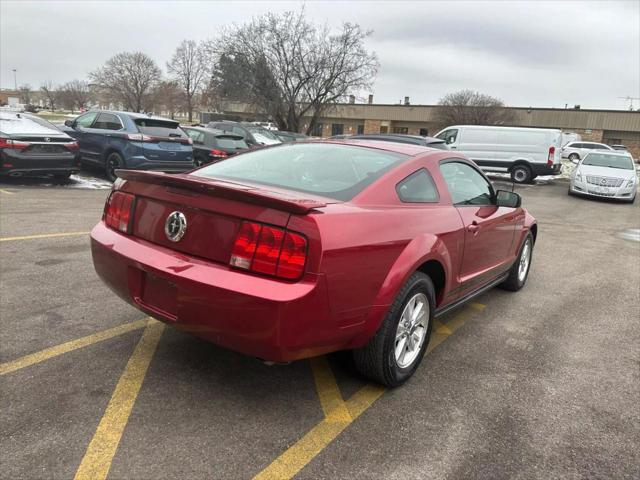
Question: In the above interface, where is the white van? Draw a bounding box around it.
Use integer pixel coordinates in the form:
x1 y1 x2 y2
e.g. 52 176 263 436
435 125 563 183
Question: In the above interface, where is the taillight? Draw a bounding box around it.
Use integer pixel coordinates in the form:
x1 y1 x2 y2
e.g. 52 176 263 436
0 137 29 150
126 133 153 142
104 191 135 234
64 141 79 151
230 221 307 280
210 149 228 158
547 146 555 166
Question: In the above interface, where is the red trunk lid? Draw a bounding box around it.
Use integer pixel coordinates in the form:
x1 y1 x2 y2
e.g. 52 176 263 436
116 170 328 265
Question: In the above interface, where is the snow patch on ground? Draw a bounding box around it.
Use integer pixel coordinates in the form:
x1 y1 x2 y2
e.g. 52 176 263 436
67 174 112 189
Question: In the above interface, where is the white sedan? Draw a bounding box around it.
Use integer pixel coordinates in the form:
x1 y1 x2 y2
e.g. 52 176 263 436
569 151 637 203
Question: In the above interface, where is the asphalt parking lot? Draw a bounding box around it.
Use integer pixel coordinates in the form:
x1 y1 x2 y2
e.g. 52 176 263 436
1 175 639 480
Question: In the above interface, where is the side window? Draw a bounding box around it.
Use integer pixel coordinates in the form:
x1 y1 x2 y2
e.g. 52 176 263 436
74 112 99 128
437 129 458 145
440 161 493 206
93 113 122 130
396 169 439 203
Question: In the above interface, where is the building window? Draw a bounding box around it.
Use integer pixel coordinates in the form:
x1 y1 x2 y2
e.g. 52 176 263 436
419 128 428 136
392 127 408 134
311 122 324 137
331 123 344 136
380 125 389 133
357 124 364 134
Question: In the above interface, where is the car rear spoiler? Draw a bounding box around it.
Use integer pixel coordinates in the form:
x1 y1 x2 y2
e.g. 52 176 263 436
115 170 328 214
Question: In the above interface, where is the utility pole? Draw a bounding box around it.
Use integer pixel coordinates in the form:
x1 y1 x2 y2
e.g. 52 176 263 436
618 96 640 110
12 69 17 91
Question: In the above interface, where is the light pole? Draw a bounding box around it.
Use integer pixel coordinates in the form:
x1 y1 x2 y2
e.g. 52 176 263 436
12 69 17 91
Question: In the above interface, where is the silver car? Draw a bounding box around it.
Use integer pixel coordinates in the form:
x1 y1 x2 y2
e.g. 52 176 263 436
569 151 637 203
562 141 613 161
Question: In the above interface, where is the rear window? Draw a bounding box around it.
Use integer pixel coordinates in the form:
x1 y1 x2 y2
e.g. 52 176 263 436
134 118 185 138
192 143 406 201
215 136 248 149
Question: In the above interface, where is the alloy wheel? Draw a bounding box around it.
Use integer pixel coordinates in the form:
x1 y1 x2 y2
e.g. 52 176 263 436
394 292 429 368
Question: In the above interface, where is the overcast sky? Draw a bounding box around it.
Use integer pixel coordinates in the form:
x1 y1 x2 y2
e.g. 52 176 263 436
1 0 638 109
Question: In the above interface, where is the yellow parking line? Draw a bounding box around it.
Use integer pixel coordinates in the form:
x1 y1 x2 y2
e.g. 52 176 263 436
0 318 150 375
310 357 352 422
0 188 14 195
254 303 485 480
74 320 165 480
0 231 91 242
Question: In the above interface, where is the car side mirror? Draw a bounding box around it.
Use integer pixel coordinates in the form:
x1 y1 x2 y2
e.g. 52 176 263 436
64 119 74 128
496 190 521 208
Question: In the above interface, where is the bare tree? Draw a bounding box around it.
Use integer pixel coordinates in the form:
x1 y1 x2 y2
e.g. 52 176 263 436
90 52 161 112
437 90 515 125
152 80 184 119
58 80 92 112
209 9 379 134
167 40 208 122
40 81 58 111
19 84 32 104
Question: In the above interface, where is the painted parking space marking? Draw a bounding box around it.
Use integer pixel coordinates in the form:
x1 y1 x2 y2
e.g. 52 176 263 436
254 302 486 480
0 188 15 195
0 231 91 242
74 320 165 480
0 318 150 375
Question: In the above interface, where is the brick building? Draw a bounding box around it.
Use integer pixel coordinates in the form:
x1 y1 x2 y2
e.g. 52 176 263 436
211 102 640 159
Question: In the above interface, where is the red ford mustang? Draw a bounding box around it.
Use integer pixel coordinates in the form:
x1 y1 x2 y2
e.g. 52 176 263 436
91 140 536 386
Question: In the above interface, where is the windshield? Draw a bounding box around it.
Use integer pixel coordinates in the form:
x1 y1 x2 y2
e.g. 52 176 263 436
582 153 634 170
191 143 406 201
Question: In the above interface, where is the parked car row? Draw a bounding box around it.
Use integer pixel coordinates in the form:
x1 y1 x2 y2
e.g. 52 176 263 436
2 111 633 189
0 110 312 182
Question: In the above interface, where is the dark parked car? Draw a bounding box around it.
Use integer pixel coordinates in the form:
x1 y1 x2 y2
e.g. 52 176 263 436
274 131 309 143
206 121 282 146
60 111 193 182
0 111 79 182
91 140 536 387
181 126 249 166
331 133 448 150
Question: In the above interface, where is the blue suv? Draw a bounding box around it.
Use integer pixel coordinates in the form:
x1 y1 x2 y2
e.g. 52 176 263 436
61 111 193 181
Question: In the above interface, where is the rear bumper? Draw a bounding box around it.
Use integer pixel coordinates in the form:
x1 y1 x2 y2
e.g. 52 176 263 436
126 155 194 173
531 163 562 176
90 222 346 362
1 150 79 176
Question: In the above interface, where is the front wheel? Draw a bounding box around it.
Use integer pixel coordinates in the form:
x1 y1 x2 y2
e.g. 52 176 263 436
500 233 534 291
510 164 532 184
569 153 580 162
353 272 435 387
105 152 124 183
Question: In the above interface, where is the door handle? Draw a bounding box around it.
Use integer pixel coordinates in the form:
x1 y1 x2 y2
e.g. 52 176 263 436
467 221 479 234
450 146 457 149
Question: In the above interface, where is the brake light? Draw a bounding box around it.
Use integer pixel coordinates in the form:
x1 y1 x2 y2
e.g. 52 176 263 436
104 191 135 234
0 138 29 150
210 149 228 158
230 221 307 280
547 146 555 166
65 141 79 151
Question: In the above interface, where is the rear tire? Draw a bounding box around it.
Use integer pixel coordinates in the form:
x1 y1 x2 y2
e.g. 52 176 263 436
105 152 124 183
500 233 533 291
510 164 532 184
353 272 435 387
569 153 580 162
